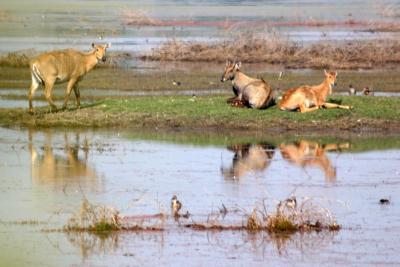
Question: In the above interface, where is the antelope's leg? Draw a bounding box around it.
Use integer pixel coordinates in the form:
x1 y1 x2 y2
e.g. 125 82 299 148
28 75 40 113
44 79 57 111
299 103 319 113
323 102 353 110
63 79 77 109
227 96 239 103
73 83 80 109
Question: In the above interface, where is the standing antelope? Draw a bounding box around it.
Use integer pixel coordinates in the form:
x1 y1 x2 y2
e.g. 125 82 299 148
279 70 352 113
28 43 110 113
220 61 275 109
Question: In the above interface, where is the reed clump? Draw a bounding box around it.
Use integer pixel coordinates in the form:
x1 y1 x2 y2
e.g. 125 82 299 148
142 31 400 69
65 199 121 232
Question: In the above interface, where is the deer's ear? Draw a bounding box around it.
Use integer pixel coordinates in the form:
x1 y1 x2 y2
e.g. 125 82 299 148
92 43 95 48
235 61 241 70
106 42 111 48
324 69 328 76
334 71 338 77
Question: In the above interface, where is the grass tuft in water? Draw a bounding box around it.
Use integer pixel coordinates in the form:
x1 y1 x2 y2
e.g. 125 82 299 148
246 209 263 232
65 199 121 232
267 215 298 233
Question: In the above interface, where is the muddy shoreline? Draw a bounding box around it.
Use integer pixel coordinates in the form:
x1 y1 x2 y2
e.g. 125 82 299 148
1 105 399 135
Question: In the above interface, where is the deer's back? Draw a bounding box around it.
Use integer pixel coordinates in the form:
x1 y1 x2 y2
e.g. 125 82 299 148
31 49 87 80
243 80 274 109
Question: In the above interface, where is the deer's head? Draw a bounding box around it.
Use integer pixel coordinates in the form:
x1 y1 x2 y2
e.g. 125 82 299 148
92 43 111 62
221 61 241 82
324 69 337 88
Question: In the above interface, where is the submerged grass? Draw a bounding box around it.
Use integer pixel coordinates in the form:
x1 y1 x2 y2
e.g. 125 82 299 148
62 197 339 235
0 95 399 132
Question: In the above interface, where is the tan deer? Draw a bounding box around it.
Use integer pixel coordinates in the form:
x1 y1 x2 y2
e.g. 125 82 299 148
28 43 110 113
279 70 352 113
221 143 275 179
279 140 350 182
220 61 275 109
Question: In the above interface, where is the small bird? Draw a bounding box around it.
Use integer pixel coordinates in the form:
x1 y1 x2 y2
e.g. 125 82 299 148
171 195 182 217
362 87 374 96
285 196 297 210
278 71 283 80
379 198 390 205
172 80 181 86
219 203 228 216
348 84 356 95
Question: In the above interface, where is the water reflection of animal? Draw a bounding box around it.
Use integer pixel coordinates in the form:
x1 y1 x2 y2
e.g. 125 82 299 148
279 140 350 182
222 143 275 179
28 130 97 187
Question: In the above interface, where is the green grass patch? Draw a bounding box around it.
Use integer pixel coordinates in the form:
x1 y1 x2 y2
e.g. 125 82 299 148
0 95 399 133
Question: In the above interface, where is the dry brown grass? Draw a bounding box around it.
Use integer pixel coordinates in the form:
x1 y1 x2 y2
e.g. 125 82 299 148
377 3 400 18
141 31 400 69
0 50 132 68
121 9 162 26
0 10 12 22
0 49 37 68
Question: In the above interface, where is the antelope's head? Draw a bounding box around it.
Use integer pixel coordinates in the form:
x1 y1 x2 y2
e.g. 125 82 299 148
92 43 111 62
324 69 337 89
220 60 241 83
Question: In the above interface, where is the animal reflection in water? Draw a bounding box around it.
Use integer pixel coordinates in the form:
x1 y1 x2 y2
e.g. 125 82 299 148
222 143 275 179
28 130 97 188
279 140 350 182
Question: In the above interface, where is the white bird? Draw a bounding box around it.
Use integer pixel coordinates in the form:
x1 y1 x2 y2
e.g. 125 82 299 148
285 196 297 209
171 195 182 217
348 84 356 95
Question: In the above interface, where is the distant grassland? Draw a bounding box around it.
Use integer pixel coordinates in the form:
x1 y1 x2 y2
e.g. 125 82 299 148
141 34 400 69
0 95 399 132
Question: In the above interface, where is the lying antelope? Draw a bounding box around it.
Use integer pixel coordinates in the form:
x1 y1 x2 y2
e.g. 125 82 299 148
28 43 110 113
279 70 352 113
220 61 275 109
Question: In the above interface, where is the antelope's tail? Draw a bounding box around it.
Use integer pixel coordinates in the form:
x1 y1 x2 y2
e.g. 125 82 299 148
31 63 44 85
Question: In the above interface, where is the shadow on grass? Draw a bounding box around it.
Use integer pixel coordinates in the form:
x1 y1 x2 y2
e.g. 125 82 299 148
29 101 103 115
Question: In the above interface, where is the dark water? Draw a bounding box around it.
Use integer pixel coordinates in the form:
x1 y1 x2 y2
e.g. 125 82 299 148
0 127 399 266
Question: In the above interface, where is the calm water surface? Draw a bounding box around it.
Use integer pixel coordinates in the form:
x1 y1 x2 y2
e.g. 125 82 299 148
0 127 399 266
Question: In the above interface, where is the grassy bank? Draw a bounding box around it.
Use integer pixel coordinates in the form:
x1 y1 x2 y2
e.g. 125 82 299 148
0 95 399 133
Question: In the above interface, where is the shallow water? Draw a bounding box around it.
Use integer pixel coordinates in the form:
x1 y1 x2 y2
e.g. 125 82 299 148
1 0 399 53
0 127 399 266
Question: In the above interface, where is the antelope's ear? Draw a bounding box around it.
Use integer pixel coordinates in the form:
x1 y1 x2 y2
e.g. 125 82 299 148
91 43 95 48
235 61 241 70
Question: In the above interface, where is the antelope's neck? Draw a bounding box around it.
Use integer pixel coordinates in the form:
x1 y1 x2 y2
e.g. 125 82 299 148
232 71 256 89
313 79 332 99
84 51 99 72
